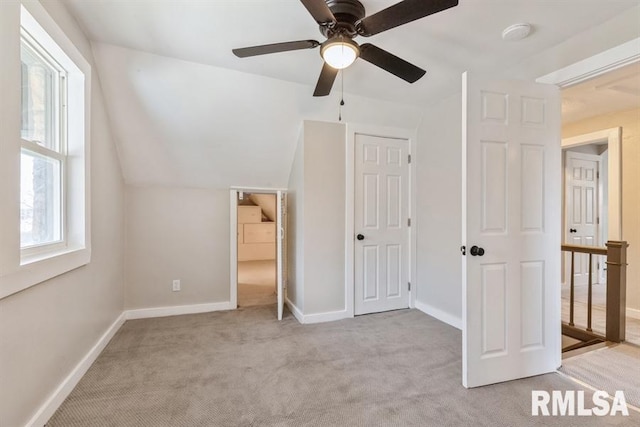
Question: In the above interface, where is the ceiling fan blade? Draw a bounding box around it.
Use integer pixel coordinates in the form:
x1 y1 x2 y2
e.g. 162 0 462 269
300 0 336 26
313 62 339 96
233 40 320 58
359 43 426 83
357 0 458 37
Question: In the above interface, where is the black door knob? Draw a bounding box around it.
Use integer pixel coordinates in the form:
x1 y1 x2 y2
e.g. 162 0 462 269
356 234 365 241
569 228 577 233
470 245 485 256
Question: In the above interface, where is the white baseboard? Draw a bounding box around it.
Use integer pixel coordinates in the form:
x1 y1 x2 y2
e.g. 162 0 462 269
285 297 304 323
29 301 234 426
285 297 349 324
627 307 640 320
414 300 462 330
303 309 349 324
27 312 127 427
126 301 234 320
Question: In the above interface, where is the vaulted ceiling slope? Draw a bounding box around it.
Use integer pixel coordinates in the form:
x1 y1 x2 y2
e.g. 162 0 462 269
62 0 640 188
92 43 423 188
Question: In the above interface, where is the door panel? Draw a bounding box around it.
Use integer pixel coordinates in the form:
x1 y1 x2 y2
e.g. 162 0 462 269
355 134 409 315
276 191 286 320
463 72 561 388
564 152 600 286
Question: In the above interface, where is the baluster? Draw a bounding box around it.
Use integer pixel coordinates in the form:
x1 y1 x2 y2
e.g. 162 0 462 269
569 251 575 327
587 254 593 332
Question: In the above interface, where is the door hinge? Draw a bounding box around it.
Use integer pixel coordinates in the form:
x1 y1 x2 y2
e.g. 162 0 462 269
407 218 411 227
597 217 600 224
597 171 600 179
408 282 411 291
408 154 412 164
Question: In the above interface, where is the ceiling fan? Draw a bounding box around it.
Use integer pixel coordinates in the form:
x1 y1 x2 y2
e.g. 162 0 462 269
232 0 459 96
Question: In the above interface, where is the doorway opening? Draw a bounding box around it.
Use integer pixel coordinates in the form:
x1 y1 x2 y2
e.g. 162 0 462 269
559 60 639 354
236 192 277 308
229 188 287 320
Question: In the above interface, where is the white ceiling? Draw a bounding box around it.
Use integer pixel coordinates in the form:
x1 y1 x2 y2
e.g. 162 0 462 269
562 61 640 123
64 0 640 105
59 0 640 188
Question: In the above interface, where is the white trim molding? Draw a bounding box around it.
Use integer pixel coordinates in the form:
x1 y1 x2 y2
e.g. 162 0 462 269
415 300 462 330
285 297 304 323
345 123 417 317
627 308 640 321
229 186 286 313
285 297 349 324
26 312 127 427
229 190 238 310
126 302 233 320
537 37 640 88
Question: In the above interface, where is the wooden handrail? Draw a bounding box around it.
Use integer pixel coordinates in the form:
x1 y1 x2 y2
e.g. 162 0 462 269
561 244 607 256
560 240 628 345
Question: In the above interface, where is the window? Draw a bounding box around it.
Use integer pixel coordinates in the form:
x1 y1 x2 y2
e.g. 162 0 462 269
20 34 66 250
0 3 91 299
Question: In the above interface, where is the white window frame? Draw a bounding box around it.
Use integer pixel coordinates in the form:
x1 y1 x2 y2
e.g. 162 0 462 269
20 30 68 254
0 2 91 299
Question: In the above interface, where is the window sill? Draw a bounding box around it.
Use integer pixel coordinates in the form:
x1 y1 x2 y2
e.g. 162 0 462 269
0 247 91 300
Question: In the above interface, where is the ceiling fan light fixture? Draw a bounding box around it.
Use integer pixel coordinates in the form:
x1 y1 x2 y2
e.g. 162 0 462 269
321 37 359 69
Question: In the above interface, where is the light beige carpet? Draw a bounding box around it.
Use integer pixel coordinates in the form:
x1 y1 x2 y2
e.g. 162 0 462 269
47 306 638 426
560 343 640 408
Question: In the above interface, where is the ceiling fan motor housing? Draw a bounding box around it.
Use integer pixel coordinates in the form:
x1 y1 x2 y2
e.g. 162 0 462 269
321 0 366 38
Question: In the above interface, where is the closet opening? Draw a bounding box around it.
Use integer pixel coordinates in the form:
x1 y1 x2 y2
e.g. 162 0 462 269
237 192 276 307
230 189 287 319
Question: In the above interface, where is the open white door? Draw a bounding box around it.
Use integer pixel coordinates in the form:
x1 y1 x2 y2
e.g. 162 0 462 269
565 151 601 286
462 72 561 388
276 191 286 320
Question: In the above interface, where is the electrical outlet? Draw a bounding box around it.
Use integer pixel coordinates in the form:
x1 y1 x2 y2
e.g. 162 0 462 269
172 279 181 292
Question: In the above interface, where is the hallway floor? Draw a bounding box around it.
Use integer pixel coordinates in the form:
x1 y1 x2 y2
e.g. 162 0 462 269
561 282 640 346
237 260 276 307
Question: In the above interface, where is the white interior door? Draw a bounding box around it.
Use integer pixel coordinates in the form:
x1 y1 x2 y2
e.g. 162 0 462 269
276 191 286 320
462 72 561 388
565 151 600 286
354 134 409 315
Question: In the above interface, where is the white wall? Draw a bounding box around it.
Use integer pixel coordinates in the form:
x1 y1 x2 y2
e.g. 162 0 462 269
125 186 230 309
285 120 347 316
415 94 463 327
302 121 346 314
0 1 125 426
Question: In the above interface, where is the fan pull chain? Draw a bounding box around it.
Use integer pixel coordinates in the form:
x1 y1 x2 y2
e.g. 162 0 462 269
339 69 345 121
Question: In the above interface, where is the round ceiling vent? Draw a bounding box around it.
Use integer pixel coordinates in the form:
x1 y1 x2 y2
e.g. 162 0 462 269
502 23 532 41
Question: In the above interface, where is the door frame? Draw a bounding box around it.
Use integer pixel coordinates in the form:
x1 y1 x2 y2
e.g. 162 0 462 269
562 129 622 242
562 149 605 285
345 124 417 317
537 36 633 245
229 186 287 310
536 37 639 88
